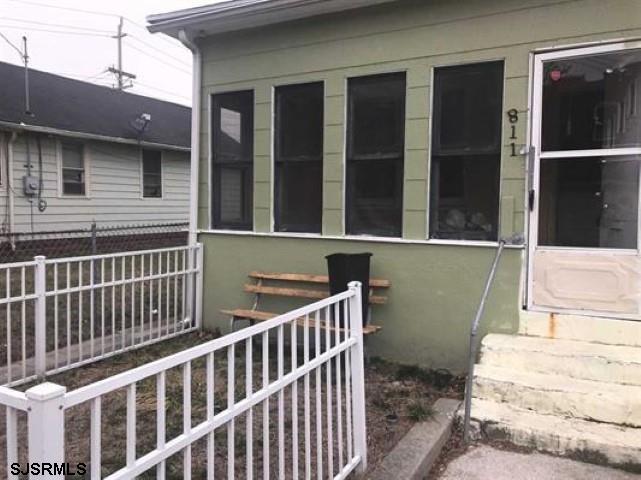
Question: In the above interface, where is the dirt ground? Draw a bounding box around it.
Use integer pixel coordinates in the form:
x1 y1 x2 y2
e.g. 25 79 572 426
1 331 464 478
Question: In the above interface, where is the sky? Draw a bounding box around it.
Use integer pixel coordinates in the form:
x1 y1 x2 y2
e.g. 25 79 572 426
0 0 224 106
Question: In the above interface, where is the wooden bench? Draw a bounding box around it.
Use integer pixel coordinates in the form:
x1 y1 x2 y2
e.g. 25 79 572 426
222 271 390 335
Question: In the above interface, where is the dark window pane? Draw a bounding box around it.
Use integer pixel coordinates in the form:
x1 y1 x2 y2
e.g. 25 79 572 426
429 155 500 241
430 61 504 241
276 82 323 161
62 169 85 196
142 149 162 198
538 157 639 249
346 73 405 237
61 141 85 195
274 82 324 233
212 91 254 230
348 73 406 158
432 61 504 155
542 49 641 151
347 158 403 236
276 162 323 233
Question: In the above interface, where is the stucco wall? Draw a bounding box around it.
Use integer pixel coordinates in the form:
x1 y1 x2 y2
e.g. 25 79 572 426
195 0 641 370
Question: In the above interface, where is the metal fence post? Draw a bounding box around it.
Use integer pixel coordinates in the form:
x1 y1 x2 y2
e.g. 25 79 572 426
195 243 204 330
348 281 367 472
34 255 47 378
26 382 66 478
90 221 97 256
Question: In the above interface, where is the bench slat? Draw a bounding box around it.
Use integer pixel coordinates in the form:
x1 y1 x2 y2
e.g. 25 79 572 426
243 284 387 305
221 308 382 335
249 271 391 288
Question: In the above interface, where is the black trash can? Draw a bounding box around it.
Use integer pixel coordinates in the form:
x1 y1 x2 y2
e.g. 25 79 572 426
325 252 372 326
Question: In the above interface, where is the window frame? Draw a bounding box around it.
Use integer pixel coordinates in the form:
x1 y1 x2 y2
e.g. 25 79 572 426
427 59 506 242
210 89 255 231
344 71 407 238
273 81 325 234
140 148 163 199
58 138 89 198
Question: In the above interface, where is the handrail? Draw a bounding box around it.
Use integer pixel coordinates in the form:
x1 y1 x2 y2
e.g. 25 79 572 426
462 234 522 442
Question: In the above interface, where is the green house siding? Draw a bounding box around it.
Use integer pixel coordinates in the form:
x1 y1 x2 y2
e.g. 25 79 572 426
195 0 641 370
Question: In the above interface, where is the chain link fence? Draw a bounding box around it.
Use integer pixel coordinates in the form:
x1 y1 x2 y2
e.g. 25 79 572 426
0 222 189 263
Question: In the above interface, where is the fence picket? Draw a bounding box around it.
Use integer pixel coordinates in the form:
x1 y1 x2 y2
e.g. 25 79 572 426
0 265 366 480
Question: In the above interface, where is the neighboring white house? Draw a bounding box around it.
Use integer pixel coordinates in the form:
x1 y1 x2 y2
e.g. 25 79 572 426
0 61 191 233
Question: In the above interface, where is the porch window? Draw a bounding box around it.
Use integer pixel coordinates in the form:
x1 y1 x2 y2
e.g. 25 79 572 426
61 140 86 196
429 61 504 241
274 82 323 233
538 49 641 248
142 149 162 198
211 90 254 230
346 72 406 237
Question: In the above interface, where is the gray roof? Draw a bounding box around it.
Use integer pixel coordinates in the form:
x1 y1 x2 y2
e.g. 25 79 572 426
0 61 191 150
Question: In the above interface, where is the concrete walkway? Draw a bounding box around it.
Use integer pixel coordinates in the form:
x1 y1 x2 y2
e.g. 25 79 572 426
439 445 641 480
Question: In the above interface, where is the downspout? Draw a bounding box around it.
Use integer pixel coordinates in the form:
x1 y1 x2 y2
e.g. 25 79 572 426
7 132 17 249
177 29 202 247
177 29 203 329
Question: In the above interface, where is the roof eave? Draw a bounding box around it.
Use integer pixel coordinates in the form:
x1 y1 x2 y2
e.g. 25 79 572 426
147 0 398 38
0 121 191 152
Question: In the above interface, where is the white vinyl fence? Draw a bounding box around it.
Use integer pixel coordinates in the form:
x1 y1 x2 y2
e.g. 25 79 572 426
0 244 203 386
0 282 367 479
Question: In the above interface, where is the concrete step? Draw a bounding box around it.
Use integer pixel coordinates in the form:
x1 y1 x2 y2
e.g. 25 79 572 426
519 310 641 346
480 333 641 386
473 364 641 427
465 398 641 469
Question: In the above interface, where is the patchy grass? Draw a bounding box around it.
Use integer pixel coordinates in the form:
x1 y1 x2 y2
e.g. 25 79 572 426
0 333 464 479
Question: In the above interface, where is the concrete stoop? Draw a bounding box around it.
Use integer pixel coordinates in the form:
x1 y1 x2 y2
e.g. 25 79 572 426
464 330 641 471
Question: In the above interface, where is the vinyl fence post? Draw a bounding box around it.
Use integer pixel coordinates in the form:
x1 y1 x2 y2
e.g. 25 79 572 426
194 243 204 330
26 382 66 479
34 255 47 378
348 281 367 472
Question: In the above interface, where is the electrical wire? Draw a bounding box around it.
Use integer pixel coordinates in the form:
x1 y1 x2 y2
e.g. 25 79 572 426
0 25 112 37
134 81 191 102
125 41 191 75
127 34 191 68
2 17 114 34
0 31 24 57
5 0 120 18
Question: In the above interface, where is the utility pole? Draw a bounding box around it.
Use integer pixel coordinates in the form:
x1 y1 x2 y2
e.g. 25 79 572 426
108 17 136 90
0 32 31 114
22 36 30 114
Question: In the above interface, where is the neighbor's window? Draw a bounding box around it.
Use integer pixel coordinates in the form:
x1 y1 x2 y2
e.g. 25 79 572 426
61 140 86 196
429 61 504 241
274 82 324 233
142 149 162 198
346 72 406 237
211 90 254 230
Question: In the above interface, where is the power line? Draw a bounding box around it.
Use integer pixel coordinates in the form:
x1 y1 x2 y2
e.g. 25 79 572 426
135 81 191 101
6 0 119 18
128 34 191 68
125 41 191 75
2 17 113 34
0 31 24 57
0 25 111 37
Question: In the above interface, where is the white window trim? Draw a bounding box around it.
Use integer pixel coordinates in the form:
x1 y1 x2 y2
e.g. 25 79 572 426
57 138 90 198
140 148 164 200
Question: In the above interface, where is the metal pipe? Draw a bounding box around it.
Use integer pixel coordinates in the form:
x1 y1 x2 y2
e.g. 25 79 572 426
462 238 506 443
7 132 17 249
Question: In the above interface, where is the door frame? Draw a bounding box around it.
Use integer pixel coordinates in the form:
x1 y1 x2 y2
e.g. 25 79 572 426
526 39 641 316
